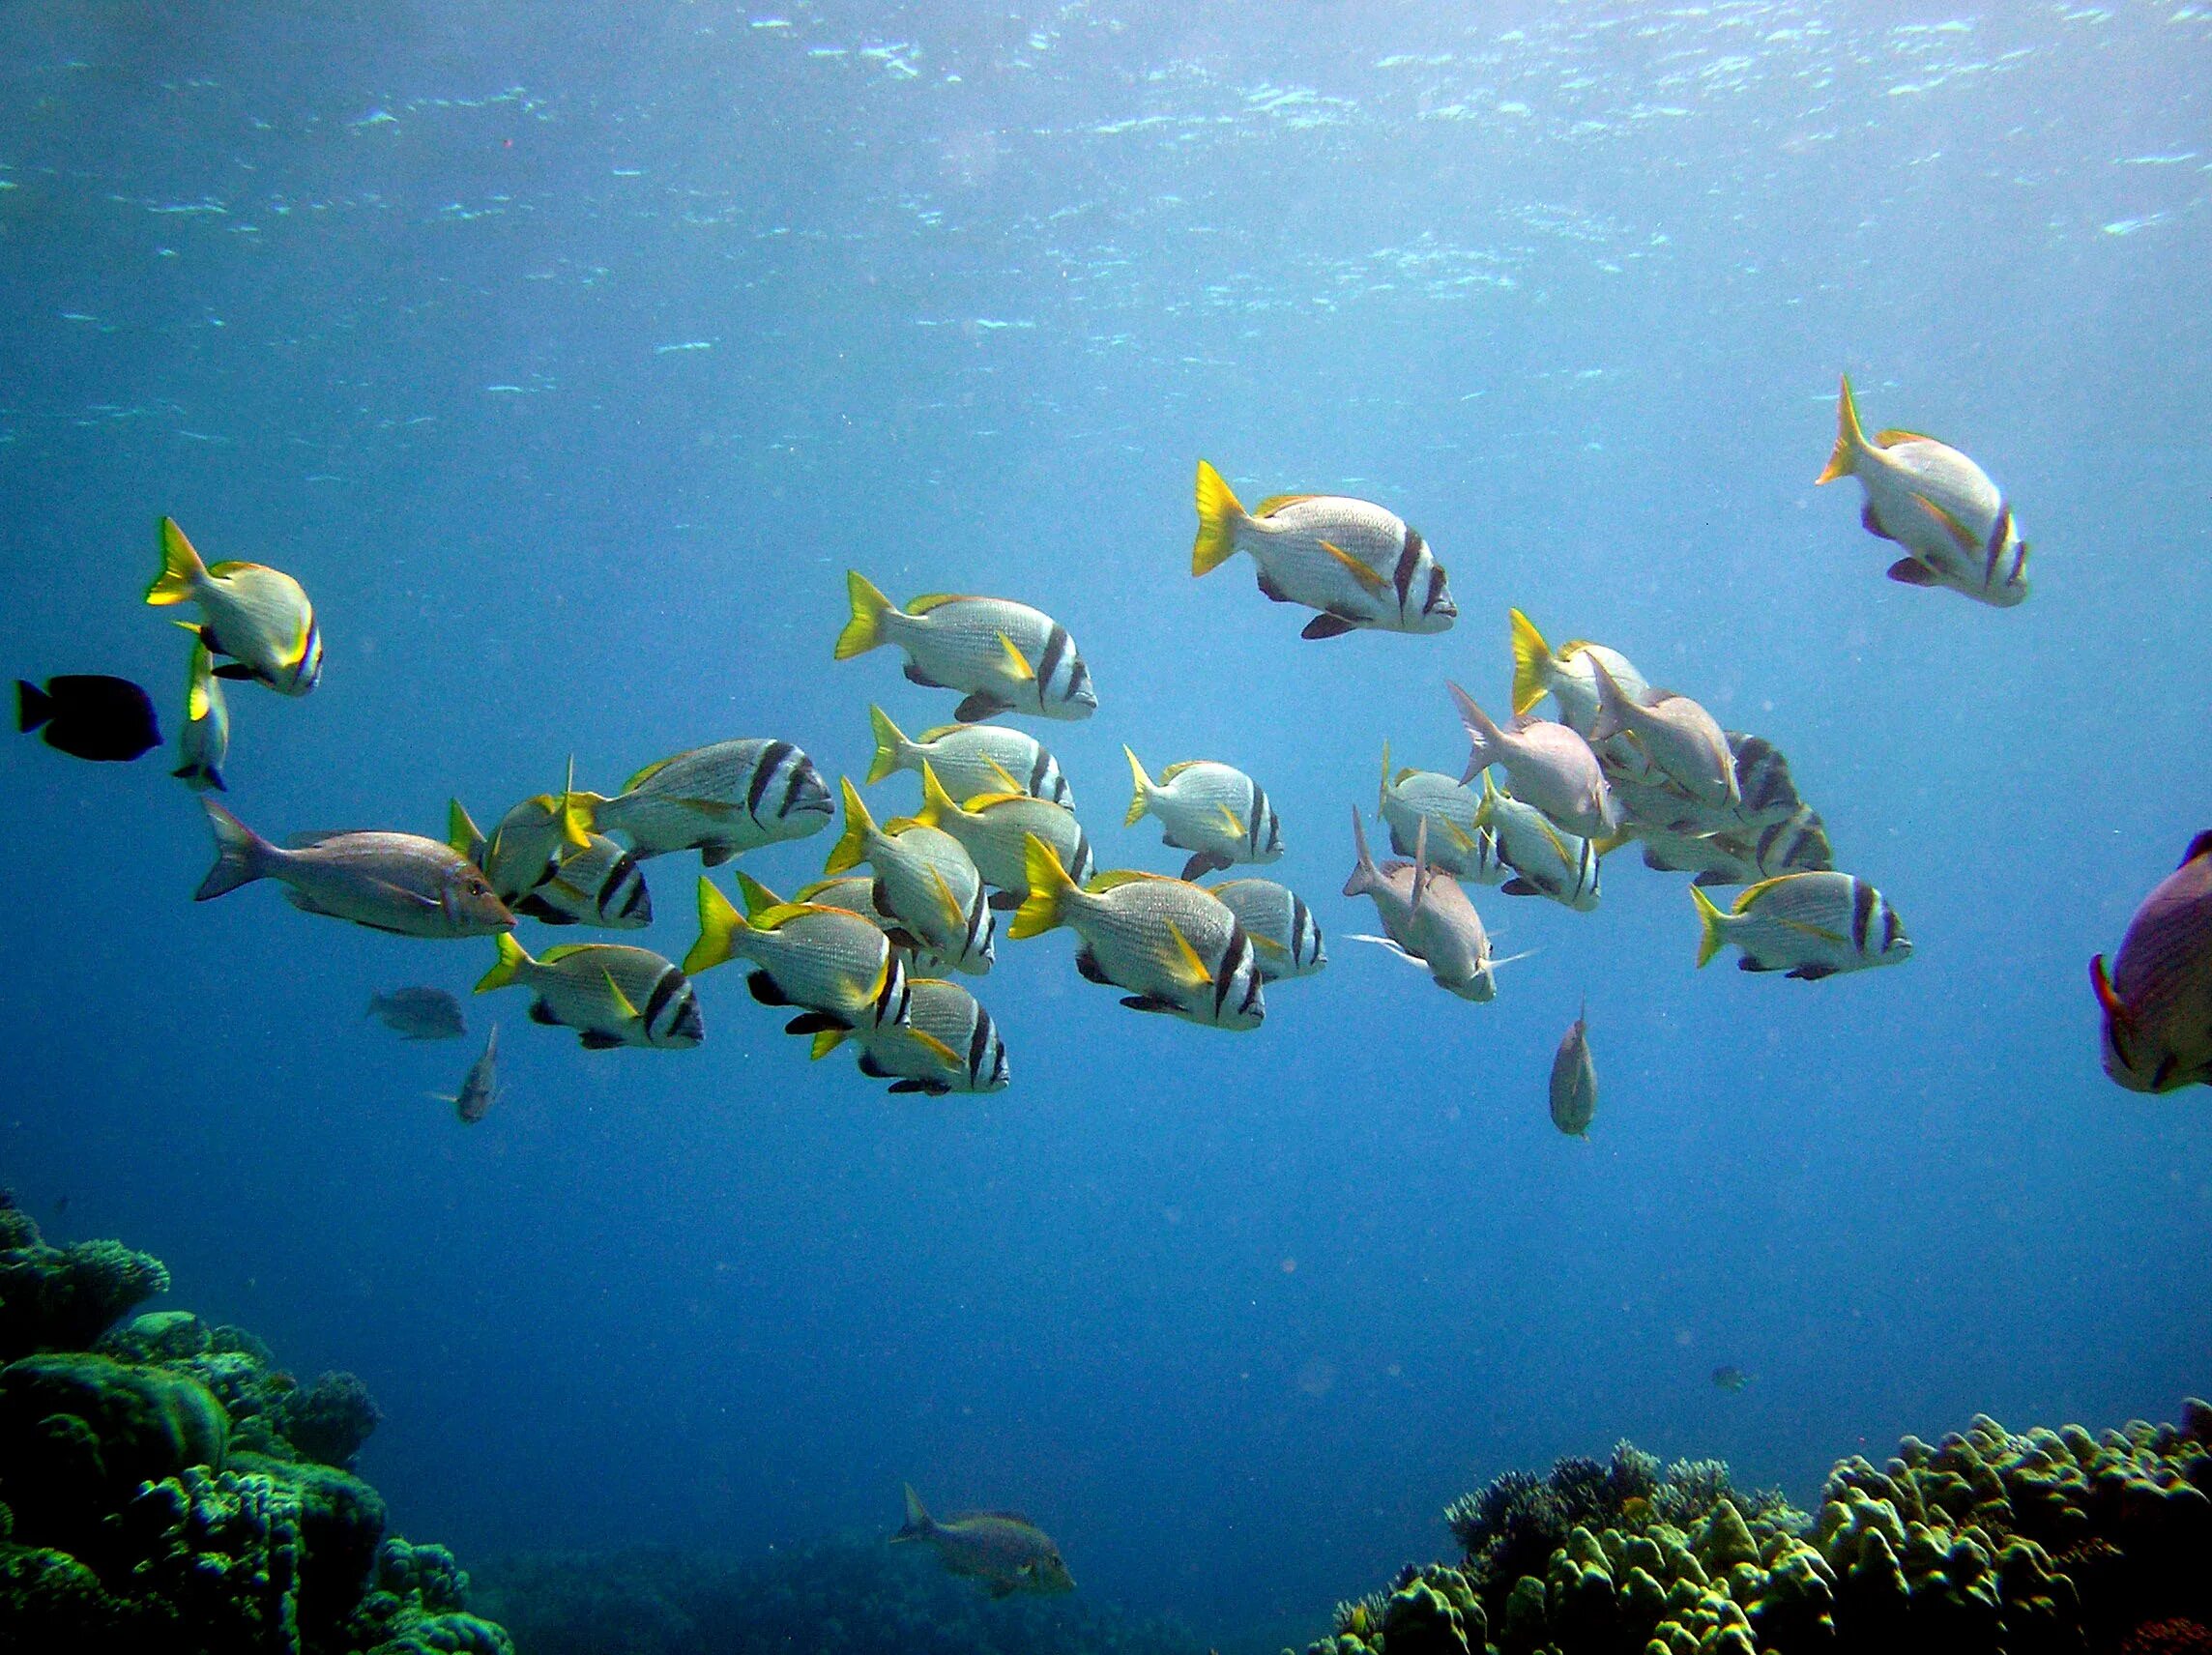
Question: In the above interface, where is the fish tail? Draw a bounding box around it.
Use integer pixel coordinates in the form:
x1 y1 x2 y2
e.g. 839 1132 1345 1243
892 1483 933 1541
865 705 909 784
146 516 208 606
171 760 225 791
1343 802 1378 898
1507 608 1552 717
1122 745 1154 828
1689 884 1729 969
1192 460 1245 576
474 932 533 994
193 798 273 901
684 876 748 974
835 570 895 659
15 680 52 734
1816 373 1865 485
1008 832 1076 940
1376 740 1391 820
826 776 876 876
1446 682 1504 785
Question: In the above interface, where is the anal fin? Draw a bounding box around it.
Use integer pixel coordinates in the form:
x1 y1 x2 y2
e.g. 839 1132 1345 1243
1300 613 1358 641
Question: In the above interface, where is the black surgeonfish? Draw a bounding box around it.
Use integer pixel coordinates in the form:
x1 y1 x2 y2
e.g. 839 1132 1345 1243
16 676 160 763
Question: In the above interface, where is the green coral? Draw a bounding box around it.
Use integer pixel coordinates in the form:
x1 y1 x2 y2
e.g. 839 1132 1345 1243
0 1194 170 1361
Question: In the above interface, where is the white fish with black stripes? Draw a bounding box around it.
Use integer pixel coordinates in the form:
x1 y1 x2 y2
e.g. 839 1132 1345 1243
143 516 323 695
1011 835 1265 1030
866 706 1072 807
510 833 653 929
1123 748 1283 881
836 573 1096 722
1474 775 1602 912
1816 374 2028 607
1191 461 1457 640
797 875 950 976
1690 871 1913 980
475 935 704 1049
891 763 1094 910
803 976 1011 1096
824 778 994 974
1507 608 1651 736
1342 808 1503 1002
171 639 230 792
1206 878 1325 983
686 872 914 1038
1631 806 1832 889
1449 682 1615 838
573 739 832 865
1378 743 1502 884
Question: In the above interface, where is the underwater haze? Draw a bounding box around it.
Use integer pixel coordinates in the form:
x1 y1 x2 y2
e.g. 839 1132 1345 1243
4 0 2210 1644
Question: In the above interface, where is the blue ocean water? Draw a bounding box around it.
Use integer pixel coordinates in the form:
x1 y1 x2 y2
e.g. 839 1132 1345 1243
3 1 2209 1644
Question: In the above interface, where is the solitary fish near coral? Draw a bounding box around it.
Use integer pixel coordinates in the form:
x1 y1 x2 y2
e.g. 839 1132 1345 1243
891 1484 1074 1598
2091 831 2212 1093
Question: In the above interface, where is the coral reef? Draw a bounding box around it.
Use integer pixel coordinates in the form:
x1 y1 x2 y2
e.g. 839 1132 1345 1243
1309 1400 2212 1655
472 1534 1205 1655
0 1196 510 1654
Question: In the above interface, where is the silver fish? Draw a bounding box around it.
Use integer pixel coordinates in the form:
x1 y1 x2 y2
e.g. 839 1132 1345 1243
1124 748 1283 880
1343 809 1498 1002
195 801 514 938
1378 744 1503 884
1549 1002 1596 1139
2092 831 2212 1093
838 574 1096 722
1448 682 1615 838
866 706 1072 808
366 987 465 1041
171 639 230 793
687 872 913 1036
1474 775 1601 912
1207 879 1325 983
1632 808 1832 888
450 784 592 905
577 739 832 865
510 832 652 929
798 875 951 976
825 778 994 974
445 1025 500 1123
1691 871 1912 980
144 517 322 695
891 1485 1074 1598
476 935 703 1050
1587 658 1736 811
1507 607 1651 734
1192 461 1456 640
810 977 1011 1096
893 763 1093 909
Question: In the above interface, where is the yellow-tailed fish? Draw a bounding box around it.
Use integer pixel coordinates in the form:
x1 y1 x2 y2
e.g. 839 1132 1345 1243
891 1485 1073 1598
1631 808 1832 888
1474 775 1601 912
1507 608 1651 731
826 777 994 974
837 574 1095 722
171 638 230 793
1377 741 1502 883
1192 461 1456 640
574 739 831 865
687 871 912 1036
807 977 1010 1096
865 706 1072 807
144 516 322 695
2091 831 2212 1093
892 762 1093 909
195 800 513 938
1817 374 2028 607
475 934 702 1049
799 875 951 975
1207 878 1325 982
449 780 593 905
510 833 652 929
1123 747 1282 880
1549 1002 1596 1139
1342 808 1499 1002
1690 871 1912 980
1448 682 1615 837
1011 835 1263 1030
1586 657 1737 811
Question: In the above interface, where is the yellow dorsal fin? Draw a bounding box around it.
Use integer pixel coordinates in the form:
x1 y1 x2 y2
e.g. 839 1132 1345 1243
448 799 486 861
1251 492 1319 517
958 790 1027 812
600 968 641 1022
1086 868 1170 892
905 593 970 613
1874 427 1937 446
997 632 1034 682
908 1027 962 1068
752 901 830 930
1161 919 1211 990
1318 538 1388 595
734 870 783 918
1732 875 1795 913
623 753 676 792
1157 760 1203 781
538 944 593 964
917 722 970 742
1911 493 1980 556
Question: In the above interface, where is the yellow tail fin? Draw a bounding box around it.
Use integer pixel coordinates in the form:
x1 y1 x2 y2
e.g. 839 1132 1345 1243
1689 885 1729 969
1123 745 1154 828
686 878 748 974
1192 460 1246 577
1815 374 1865 485
835 571 895 660
1008 832 1076 940
866 705 908 785
826 777 877 876
1508 608 1553 717
475 932 532 993
146 516 207 606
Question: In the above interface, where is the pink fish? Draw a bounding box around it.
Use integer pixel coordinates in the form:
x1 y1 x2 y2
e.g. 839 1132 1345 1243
2092 832 2212 1093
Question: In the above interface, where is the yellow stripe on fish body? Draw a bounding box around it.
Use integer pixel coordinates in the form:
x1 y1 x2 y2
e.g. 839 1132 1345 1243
846 977 1011 1095
864 705 1072 806
1125 749 1283 875
828 778 994 973
1190 463 1456 636
1013 835 1264 1030
171 639 230 793
1474 775 1601 912
837 574 1096 722
145 517 322 695
580 739 831 864
1816 375 2028 608
1378 749 1501 884
896 762 1092 900
1690 870 1911 980
1207 879 1325 982
473 934 702 1049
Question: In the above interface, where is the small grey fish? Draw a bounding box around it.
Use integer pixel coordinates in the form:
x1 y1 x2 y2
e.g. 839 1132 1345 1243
891 1484 1074 1598
196 801 514 938
444 1025 499 1123
1549 1002 1596 1139
1711 1365 1751 1393
367 987 465 1041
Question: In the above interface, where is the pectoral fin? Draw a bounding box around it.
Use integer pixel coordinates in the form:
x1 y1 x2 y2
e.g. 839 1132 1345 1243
997 632 1035 682
1318 539 1387 596
1910 494 1980 557
1160 919 1211 989
1885 558 1939 588
1300 613 1358 640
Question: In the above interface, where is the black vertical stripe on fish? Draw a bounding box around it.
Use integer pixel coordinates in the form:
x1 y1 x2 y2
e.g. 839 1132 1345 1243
2008 537 2027 586
1421 562 1447 616
1756 818 1786 860
967 1004 992 1084
1850 879 1876 954
1982 503 2012 586
1392 534 1419 614
747 740 796 821
877 957 910 1028
619 865 651 919
642 965 681 1035
1071 829 1092 882
601 852 641 919
779 755 818 821
966 882 992 955
1036 624 1070 707
1236 935 1264 1015
1030 748 1052 798
1291 895 1312 964
1880 904 1901 953
1248 783 1267 853
1211 924 1246 1017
